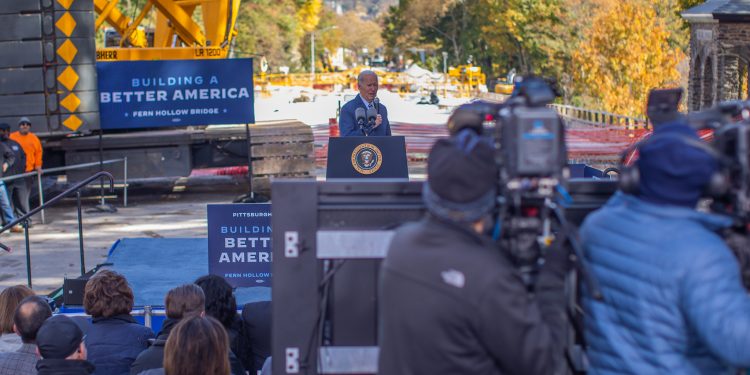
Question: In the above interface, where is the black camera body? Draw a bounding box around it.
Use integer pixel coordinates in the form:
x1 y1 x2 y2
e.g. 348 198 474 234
499 106 566 178
712 122 750 221
448 78 567 186
687 100 750 222
688 100 750 289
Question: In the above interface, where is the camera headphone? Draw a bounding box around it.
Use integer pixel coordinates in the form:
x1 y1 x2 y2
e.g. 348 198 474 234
618 132 729 198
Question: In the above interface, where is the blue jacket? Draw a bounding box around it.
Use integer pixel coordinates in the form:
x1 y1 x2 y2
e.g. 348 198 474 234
581 192 750 374
339 94 391 136
85 315 154 375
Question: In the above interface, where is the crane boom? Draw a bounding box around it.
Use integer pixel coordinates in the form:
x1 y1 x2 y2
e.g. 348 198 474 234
93 0 241 61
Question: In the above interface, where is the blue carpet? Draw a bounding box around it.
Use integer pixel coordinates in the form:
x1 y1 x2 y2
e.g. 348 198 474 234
106 238 271 307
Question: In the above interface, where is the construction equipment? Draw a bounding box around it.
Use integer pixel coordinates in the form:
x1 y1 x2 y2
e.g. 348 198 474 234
448 65 486 94
94 0 240 61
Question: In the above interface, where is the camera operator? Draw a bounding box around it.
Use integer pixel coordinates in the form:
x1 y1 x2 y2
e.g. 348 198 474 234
377 129 569 375
580 117 750 373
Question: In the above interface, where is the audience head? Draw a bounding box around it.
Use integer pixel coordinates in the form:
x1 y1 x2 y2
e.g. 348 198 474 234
13 295 52 343
194 275 237 328
36 315 86 360
83 270 134 318
164 315 230 375
165 284 205 320
0 285 34 334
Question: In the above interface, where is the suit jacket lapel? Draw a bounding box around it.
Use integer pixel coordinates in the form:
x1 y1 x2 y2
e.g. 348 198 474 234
355 93 367 110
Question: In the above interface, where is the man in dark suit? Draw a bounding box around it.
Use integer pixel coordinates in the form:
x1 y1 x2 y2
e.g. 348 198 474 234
339 70 391 136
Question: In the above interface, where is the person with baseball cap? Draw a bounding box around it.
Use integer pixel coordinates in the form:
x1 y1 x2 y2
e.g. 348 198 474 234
35 315 94 375
377 129 569 374
9 117 42 220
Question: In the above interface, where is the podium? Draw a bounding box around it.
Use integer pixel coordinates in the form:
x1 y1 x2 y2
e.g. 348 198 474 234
326 136 408 179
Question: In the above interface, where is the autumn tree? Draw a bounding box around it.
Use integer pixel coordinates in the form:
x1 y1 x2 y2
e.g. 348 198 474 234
476 0 566 84
297 0 323 33
333 11 383 53
234 0 303 71
383 0 567 88
382 0 456 58
234 0 330 73
573 0 684 117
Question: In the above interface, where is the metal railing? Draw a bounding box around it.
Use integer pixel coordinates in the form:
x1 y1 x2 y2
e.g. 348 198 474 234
60 305 243 328
60 307 163 328
550 104 649 129
0 158 128 224
0 171 115 288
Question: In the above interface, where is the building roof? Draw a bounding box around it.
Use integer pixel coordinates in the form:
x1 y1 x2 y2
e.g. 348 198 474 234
714 0 750 20
683 0 750 22
682 0 730 22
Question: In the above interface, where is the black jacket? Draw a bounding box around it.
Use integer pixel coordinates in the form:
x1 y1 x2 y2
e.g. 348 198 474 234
0 141 14 179
377 215 568 375
86 315 154 375
129 318 246 375
129 318 175 375
240 301 271 374
37 359 95 375
1 139 23 177
225 315 244 368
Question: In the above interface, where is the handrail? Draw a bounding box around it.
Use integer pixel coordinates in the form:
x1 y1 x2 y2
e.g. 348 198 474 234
0 158 129 224
0 159 122 184
550 103 649 129
0 158 126 184
0 171 114 252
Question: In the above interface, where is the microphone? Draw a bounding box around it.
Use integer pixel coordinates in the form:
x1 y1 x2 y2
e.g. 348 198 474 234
373 97 380 114
366 106 377 135
355 107 367 135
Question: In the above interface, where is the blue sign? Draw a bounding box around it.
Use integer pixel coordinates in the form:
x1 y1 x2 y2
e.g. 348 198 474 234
207 203 271 287
97 59 255 129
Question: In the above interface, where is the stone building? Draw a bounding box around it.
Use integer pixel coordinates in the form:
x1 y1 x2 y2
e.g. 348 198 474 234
683 0 750 111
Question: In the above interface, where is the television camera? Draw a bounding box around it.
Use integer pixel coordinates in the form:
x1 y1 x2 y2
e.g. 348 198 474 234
687 100 750 288
447 78 601 374
447 77 584 289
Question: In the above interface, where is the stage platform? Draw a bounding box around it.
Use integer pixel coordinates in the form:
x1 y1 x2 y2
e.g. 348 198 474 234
105 238 270 307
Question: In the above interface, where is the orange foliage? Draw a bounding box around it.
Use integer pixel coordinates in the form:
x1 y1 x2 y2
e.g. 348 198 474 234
573 0 684 117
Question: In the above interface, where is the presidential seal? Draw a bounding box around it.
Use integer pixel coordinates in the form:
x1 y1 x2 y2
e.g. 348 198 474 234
351 143 383 175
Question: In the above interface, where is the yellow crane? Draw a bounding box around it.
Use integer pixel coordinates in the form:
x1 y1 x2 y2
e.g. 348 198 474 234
93 0 241 61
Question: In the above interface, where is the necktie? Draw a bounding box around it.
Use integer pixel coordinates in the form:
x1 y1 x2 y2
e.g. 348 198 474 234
368 103 373 109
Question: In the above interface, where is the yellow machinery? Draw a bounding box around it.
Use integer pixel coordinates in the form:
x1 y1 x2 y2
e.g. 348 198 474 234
256 65 486 98
94 0 241 61
448 65 485 91
495 82 514 95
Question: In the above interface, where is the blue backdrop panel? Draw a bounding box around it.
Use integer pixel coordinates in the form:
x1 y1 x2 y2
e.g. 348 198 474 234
106 238 270 307
97 58 255 129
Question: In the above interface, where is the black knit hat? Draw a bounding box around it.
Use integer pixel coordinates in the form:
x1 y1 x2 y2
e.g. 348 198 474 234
36 315 84 359
424 130 498 222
